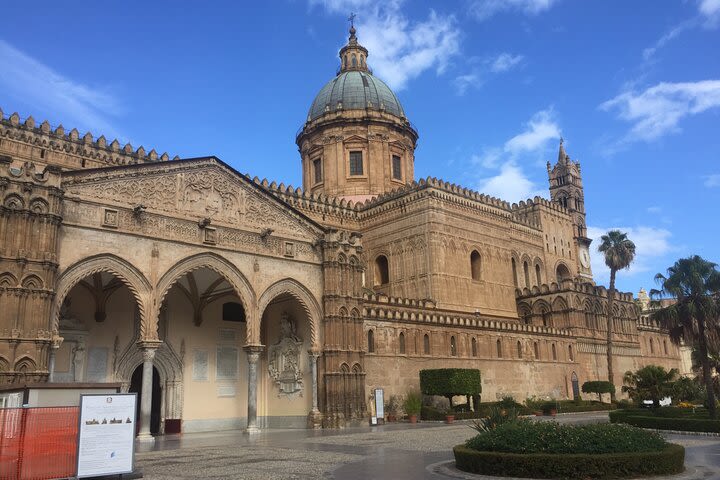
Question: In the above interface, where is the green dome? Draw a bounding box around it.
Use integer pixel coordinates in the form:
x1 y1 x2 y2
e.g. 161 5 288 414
308 71 405 122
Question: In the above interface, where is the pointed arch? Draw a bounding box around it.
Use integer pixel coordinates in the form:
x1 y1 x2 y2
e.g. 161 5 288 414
258 278 322 349
0 272 18 287
52 254 151 335
21 274 44 289
156 253 257 343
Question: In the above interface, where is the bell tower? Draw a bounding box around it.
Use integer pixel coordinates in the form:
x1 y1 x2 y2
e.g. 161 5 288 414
547 139 593 281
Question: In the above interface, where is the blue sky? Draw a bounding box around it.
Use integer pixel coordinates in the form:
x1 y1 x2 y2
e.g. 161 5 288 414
1 0 719 295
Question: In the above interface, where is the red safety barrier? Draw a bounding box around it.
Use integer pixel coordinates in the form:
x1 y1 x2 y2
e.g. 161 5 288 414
0 407 79 480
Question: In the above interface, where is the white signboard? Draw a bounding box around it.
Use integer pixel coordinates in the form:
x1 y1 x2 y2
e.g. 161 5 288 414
374 388 384 419
77 393 136 478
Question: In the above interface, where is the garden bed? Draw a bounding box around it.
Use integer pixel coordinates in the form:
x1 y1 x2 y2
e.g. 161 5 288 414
610 409 720 433
455 421 684 479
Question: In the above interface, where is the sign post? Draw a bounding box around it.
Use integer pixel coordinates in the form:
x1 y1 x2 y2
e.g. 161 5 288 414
373 388 384 425
76 393 137 478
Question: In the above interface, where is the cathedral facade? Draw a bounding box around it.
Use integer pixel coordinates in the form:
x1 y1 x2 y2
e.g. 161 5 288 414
0 27 682 435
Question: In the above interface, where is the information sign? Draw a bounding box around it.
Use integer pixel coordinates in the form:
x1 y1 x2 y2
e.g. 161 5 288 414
374 388 384 419
77 393 137 478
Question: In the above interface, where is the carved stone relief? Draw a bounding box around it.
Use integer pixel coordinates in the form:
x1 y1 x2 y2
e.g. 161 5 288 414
267 312 304 397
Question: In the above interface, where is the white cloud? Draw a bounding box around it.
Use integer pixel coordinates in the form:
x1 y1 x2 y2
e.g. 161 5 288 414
469 0 560 21
310 1 461 91
704 174 720 187
699 0 720 26
473 108 561 202
600 80 720 141
0 40 123 139
646 206 662 214
454 73 482 95
642 19 696 61
490 53 524 73
587 226 675 285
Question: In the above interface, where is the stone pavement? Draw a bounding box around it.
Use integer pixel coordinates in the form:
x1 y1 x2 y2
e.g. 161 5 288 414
134 413 720 480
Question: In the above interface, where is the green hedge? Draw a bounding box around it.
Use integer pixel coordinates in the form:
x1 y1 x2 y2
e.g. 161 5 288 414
453 444 685 479
610 411 720 433
419 368 481 397
421 403 534 421
556 402 617 413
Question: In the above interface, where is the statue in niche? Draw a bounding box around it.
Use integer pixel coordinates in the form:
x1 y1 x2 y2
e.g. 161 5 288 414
268 312 303 397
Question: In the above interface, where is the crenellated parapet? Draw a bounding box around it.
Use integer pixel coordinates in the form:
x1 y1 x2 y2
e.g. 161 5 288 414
0 108 177 171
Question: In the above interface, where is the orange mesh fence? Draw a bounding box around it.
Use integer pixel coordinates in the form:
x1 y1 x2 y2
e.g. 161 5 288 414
0 407 79 480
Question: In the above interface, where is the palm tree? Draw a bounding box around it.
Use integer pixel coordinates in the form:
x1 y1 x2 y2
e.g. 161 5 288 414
598 230 636 401
622 365 678 408
651 256 720 418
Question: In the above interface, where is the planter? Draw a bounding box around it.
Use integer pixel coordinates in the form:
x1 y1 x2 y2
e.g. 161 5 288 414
534 411 543 417
386 414 397 422
408 414 418 424
445 414 455 424
548 408 557 416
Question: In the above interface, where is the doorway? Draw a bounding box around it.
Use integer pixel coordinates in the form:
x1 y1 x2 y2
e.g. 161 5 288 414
571 372 580 401
130 364 161 435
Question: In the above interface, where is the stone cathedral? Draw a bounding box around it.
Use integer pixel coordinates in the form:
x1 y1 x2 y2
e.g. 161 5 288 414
0 26 682 435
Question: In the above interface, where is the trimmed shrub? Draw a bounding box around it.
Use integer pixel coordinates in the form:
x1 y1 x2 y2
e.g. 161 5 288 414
453 444 685 479
555 400 616 413
419 369 481 403
610 410 720 433
582 381 616 402
465 421 667 454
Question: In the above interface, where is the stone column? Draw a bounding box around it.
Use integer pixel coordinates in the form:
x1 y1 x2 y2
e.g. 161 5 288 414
137 341 161 442
47 336 63 382
307 350 323 429
244 345 263 433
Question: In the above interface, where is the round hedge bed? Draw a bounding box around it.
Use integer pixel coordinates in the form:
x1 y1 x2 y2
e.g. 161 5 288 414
453 444 685 479
455 421 685 479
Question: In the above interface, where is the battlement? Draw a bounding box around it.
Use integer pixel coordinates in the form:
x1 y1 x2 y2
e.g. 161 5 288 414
515 278 635 303
0 108 178 170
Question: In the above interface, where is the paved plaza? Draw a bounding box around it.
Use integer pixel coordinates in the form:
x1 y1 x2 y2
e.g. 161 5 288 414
134 413 720 480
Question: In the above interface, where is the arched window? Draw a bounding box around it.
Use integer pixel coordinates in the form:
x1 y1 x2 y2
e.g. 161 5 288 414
470 250 482 281
511 258 518 287
585 311 593 329
649 338 654 354
556 263 571 283
535 264 542 285
523 261 530 288
360 55 365 66
423 334 430 354
663 340 668 355
496 339 502 358
450 336 457 356
374 255 389 285
471 337 478 357
569 345 574 361
399 332 406 354
541 309 551 327
551 343 557 361
534 342 539 359
517 341 522 359
367 329 375 353
351 54 357 67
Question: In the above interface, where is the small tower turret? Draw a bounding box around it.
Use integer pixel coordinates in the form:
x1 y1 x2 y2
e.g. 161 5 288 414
548 139 593 280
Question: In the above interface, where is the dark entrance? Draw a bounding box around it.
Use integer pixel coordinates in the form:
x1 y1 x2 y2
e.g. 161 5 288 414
571 372 580 401
130 364 161 435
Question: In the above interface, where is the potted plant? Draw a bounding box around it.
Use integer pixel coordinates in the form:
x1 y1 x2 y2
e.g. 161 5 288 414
385 395 400 422
403 389 422 424
445 405 456 424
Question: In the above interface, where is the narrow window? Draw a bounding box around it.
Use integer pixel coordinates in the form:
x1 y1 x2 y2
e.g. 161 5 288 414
399 332 406 354
470 250 481 281
392 155 402 180
650 338 654 354
222 302 246 322
517 341 522 359
511 258 518 287
374 255 389 285
423 334 430 354
534 342 539 359
535 264 541 285
471 337 477 357
349 151 363 175
450 336 457 356
313 158 322 183
569 345 574 361
541 310 551 327
523 261 530 288
367 329 375 353
496 339 502 358
40 149 46 159
552 343 557 361
351 54 357 67
663 340 668 355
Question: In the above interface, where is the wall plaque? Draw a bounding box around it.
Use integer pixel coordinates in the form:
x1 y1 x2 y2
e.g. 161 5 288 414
216 346 238 381
192 350 209 381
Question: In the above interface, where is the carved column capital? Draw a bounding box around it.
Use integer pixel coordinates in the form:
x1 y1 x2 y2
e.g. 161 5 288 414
138 340 162 361
51 335 64 350
244 344 264 363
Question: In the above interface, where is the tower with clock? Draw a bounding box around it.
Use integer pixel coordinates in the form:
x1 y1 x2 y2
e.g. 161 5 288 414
547 139 594 281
